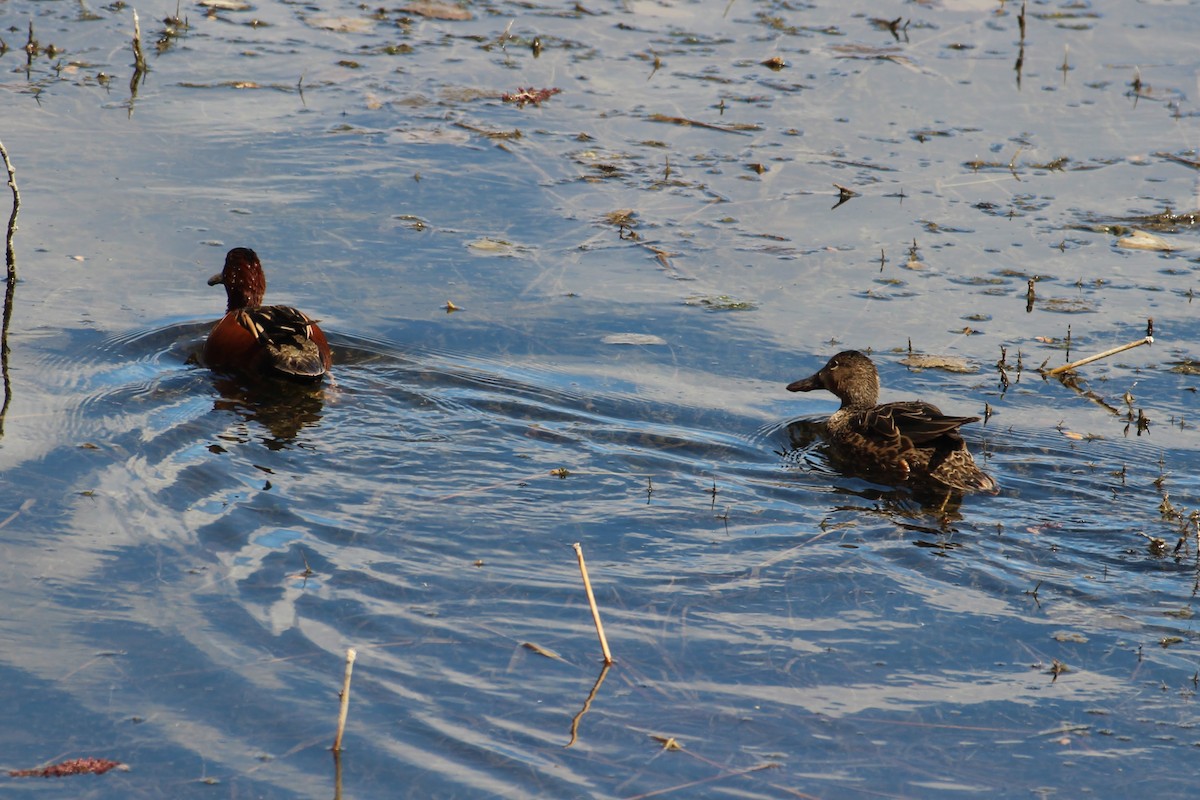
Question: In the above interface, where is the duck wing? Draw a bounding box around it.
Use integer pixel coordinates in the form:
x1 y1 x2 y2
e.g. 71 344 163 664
237 305 328 379
860 401 979 446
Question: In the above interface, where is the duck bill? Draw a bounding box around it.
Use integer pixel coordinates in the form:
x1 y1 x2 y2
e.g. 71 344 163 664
786 374 822 393
207 272 224 286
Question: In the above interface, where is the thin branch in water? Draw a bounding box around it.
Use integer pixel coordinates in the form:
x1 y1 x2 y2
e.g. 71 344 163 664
129 9 147 106
131 10 147 73
573 542 613 665
332 647 357 752
0 138 18 284
1043 326 1154 377
0 138 19 440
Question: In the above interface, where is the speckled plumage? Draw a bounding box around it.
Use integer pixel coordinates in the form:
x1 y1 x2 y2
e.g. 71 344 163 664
787 350 997 494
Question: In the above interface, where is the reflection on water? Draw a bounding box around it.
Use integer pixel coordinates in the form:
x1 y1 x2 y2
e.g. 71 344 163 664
778 416 989 514
210 376 327 448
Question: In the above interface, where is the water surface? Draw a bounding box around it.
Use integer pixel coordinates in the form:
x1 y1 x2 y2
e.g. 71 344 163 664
2 0 1200 797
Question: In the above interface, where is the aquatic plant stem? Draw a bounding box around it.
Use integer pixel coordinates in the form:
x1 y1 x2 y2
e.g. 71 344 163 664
0 138 17 284
0 138 18 440
332 648 356 752
573 543 613 665
131 10 146 74
1043 336 1153 377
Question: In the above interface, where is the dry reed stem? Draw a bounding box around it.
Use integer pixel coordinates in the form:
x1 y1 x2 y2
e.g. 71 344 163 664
573 543 613 665
0 138 18 283
332 648 356 752
131 10 146 74
1043 336 1152 377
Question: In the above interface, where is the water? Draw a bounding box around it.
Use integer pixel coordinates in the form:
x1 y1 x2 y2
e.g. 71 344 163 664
2 0 1200 797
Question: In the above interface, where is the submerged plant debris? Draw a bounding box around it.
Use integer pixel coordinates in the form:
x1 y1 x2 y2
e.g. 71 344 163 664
501 87 561 108
898 353 975 373
9 758 126 778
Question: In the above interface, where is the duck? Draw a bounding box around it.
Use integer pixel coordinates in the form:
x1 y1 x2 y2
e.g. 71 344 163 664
203 247 332 382
787 350 996 494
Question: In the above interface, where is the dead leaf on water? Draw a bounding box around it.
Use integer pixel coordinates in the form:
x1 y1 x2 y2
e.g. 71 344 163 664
898 354 975 373
651 735 683 751
605 209 636 226
198 0 251 9
1117 229 1174 251
179 81 276 90
467 238 525 257
684 294 757 311
1041 297 1097 313
1168 359 1200 375
521 642 564 660
400 0 472 20
647 114 762 134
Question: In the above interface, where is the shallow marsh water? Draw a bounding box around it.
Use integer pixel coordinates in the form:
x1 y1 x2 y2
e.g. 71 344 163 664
2 0 1200 797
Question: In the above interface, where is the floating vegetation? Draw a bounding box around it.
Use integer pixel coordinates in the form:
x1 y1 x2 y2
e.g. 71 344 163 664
178 80 277 90
1117 229 1174 251
898 354 975 373
466 237 526 257
501 87 562 108
647 114 761 134
399 1 472 20
684 294 757 311
1167 359 1200 375
1040 297 1098 313
603 209 636 228
831 43 904 61
10 758 127 778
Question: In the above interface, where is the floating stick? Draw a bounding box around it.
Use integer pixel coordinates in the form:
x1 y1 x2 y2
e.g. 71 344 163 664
0 138 18 282
573 543 613 665
332 648 357 752
0 138 19 439
131 10 146 74
1043 323 1153 377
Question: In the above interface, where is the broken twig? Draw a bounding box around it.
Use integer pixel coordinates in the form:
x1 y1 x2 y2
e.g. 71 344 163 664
332 647 357 752
573 543 613 665
1043 322 1154 376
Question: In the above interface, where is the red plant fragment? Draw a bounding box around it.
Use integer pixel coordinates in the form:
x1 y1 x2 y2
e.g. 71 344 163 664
501 87 562 108
9 757 124 778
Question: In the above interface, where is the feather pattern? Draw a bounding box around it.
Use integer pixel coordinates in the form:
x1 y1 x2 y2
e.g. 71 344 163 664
788 350 996 494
